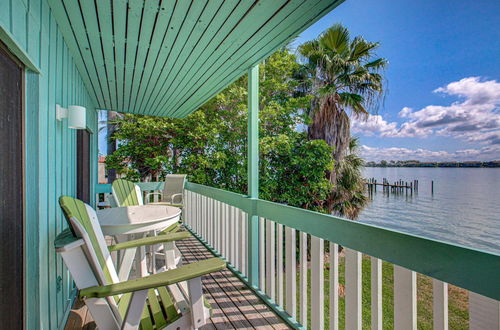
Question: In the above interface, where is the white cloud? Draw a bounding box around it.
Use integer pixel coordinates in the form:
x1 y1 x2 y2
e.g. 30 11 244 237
361 145 500 162
355 77 500 144
351 114 398 137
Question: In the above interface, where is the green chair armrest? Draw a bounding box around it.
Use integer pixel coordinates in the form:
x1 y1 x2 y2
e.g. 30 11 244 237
108 232 191 251
79 257 226 299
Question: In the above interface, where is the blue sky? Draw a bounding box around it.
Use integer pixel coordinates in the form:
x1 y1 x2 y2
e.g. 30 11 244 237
293 0 500 161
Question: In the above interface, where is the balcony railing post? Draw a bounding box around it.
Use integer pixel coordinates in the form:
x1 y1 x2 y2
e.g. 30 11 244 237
247 64 259 288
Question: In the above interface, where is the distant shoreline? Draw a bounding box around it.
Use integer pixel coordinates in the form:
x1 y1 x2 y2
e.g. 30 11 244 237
365 161 500 168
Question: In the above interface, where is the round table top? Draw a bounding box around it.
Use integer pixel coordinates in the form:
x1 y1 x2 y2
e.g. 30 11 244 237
97 205 181 236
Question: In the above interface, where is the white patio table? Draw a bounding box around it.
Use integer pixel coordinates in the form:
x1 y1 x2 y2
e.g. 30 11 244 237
97 205 181 278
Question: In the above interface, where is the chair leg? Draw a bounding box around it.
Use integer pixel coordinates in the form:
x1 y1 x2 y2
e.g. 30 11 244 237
122 289 148 330
187 277 206 329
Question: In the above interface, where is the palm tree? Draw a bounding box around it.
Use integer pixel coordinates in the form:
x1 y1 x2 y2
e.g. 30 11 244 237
298 23 387 179
331 137 367 219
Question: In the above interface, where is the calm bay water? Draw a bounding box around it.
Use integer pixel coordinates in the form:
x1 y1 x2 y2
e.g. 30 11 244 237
360 167 500 254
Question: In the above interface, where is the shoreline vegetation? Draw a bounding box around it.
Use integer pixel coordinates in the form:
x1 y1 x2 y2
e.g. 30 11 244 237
365 160 500 168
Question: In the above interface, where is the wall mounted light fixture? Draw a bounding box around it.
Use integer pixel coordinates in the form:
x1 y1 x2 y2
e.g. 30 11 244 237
56 104 86 129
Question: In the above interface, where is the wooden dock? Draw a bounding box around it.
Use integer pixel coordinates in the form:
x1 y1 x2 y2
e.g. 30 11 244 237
65 236 290 330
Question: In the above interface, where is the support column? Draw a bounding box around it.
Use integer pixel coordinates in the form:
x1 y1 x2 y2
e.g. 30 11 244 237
247 64 259 288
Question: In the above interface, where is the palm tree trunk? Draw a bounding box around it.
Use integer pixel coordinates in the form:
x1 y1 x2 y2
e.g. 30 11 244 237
308 96 351 211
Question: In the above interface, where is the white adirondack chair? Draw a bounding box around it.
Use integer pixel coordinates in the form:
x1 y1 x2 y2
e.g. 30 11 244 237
111 179 182 271
145 174 187 207
56 196 225 330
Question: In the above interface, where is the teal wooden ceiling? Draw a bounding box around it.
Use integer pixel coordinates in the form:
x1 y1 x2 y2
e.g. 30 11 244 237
48 0 344 118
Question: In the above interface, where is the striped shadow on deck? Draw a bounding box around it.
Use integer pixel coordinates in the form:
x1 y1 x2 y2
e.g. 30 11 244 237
65 236 290 330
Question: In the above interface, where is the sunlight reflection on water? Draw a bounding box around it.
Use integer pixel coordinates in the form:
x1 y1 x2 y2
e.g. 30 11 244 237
360 167 500 254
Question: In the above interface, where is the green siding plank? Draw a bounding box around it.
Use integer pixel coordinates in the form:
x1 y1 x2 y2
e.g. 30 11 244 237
25 70 40 330
122 0 143 112
153 0 288 116
26 9 41 68
37 4 50 328
0 0 10 30
11 0 27 49
130 0 176 113
146 0 213 114
55 29 64 327
174 0 342 117
137 0 192 113
127 0 157 112
47 14 58 329
79 0 112 109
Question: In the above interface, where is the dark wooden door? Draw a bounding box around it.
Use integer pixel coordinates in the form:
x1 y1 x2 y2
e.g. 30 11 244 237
77 130 91 204
0 45 24 329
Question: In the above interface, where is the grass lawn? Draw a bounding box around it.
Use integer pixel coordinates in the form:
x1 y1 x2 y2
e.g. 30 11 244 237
287 255 468 329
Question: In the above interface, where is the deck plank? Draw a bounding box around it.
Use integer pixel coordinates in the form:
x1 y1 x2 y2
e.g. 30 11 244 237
65 235 290 329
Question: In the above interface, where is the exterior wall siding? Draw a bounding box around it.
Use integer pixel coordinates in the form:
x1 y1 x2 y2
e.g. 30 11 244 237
0 0 98 329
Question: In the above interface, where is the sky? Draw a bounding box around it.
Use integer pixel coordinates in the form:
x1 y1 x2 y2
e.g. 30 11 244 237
293 0 500 162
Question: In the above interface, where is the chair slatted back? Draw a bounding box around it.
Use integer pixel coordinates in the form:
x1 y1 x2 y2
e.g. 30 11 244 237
59 196 119 285
161 174 186 203
112 179 143 206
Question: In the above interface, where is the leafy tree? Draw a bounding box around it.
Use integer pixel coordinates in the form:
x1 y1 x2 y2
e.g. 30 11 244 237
106 50 334 211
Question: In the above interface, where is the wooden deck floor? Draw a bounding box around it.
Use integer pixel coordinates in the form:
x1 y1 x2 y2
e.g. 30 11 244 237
65 236 290 329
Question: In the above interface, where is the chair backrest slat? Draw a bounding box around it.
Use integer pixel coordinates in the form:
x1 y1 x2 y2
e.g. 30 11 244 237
59 196 118 285
112 179 143 206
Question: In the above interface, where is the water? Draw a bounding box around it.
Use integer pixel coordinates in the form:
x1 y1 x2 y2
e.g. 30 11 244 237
360 167 500 254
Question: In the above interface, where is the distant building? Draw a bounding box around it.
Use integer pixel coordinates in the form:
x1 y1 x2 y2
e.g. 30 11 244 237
98 156 107 184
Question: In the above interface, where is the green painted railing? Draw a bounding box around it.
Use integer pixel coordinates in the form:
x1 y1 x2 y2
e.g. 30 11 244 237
96 181 500 301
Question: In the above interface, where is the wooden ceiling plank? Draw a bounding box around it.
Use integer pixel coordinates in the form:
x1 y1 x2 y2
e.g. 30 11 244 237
112 0 127 111
136 0 191 113
131 0 176 114
127 0 158 113
47 0 101 106
141 0 207 114
152 0 260 116
96 0 117 110
173 0 321 116
144 0 236 115
148 0 225 115
174 0 342 117
122 0 143 112
80 0 113 109
61 0 107 107
156 0 289 116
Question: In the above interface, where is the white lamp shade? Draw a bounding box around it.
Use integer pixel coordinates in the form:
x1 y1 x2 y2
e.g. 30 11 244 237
67 105 86 129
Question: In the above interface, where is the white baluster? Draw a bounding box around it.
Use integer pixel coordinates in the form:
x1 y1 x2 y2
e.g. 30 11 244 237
277 223 284 306
469 292 500 330
311 235 324 330
394 265 416 330
345 248 362 330
285 226 296 318
330 242 339 330
259 217 266 291
432 279 448 330
266 220 276 300
371 257 382 330
300 232 308 326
